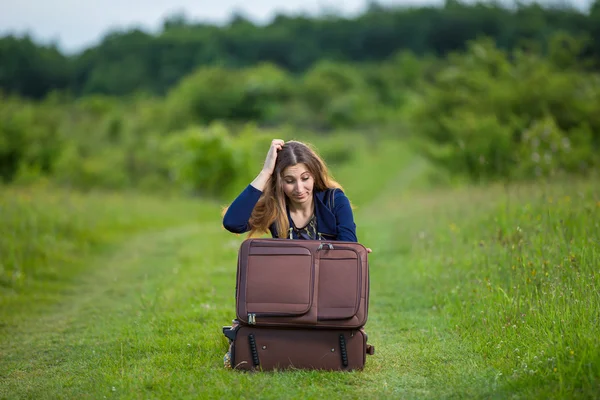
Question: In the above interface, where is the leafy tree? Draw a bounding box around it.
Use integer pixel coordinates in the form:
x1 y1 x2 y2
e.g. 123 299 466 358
2 1 599 98
0 36 70 98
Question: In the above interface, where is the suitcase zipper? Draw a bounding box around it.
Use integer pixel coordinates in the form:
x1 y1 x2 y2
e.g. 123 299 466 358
248 312 306 325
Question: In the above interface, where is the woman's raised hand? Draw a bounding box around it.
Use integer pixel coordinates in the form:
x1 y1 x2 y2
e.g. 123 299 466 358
262 139 285 176
251 139 284 191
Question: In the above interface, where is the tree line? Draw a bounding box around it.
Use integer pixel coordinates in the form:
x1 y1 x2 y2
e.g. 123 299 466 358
1 35 598 192
2 0 600 99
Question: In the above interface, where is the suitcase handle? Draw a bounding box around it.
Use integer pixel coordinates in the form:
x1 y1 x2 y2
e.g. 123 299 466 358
317 243 334 250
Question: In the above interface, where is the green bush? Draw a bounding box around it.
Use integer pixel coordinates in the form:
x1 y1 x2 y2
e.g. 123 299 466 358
165 63 294 129
515 116 575 178
0 97 27 182
164 123 251 197
53 144 129 190
302 61 379 128
0 96 65 183
409 36 600 182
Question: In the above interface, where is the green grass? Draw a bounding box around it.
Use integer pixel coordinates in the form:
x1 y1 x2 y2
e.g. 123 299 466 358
0 185 217 323
1 145 598 399
382 180 600 398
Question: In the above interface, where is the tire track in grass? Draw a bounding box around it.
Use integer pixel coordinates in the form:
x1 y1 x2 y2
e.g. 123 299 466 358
0 223 220 398
2 164 501 399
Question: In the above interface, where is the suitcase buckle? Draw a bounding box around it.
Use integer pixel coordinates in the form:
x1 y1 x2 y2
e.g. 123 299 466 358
318 243 334 250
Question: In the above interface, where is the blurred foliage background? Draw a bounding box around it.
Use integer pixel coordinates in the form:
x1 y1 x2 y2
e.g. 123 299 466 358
1 0 599 196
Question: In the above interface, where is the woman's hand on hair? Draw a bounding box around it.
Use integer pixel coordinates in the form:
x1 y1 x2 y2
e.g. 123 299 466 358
262 139 285 176
251 139 284 191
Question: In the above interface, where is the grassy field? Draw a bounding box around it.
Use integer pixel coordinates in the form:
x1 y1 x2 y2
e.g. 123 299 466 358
1 139 598 399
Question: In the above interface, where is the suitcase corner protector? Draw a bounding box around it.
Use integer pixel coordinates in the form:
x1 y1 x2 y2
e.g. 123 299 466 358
366 344 375 355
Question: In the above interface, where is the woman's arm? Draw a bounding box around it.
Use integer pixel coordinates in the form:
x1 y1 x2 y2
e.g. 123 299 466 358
223 139 284 234
332 190 358 242
250 170 271 192
222 184 263 233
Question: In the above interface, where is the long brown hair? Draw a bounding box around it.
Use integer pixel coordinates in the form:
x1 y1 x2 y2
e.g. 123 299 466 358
231 140 345 238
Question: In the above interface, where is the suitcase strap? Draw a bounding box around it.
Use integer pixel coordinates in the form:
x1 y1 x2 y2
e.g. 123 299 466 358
248 334 260 367
339 334 348 367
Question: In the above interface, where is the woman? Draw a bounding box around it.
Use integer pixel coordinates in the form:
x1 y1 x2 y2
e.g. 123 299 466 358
221 139 371 369
223 139 365 243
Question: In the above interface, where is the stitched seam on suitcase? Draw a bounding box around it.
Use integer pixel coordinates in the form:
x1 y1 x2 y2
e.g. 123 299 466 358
244 247 315 317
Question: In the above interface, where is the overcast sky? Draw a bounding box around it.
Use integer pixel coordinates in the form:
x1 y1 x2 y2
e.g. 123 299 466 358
0 0 592 53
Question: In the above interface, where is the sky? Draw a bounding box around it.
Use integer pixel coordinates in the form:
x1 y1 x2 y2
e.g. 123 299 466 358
0 0 593 54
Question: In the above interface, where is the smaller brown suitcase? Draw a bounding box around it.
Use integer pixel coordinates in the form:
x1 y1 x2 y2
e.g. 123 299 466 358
225 325 375 371
235 238 370 329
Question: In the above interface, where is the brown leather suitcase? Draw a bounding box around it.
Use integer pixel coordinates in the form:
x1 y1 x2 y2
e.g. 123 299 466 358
227 325 375 371
235 238 369 329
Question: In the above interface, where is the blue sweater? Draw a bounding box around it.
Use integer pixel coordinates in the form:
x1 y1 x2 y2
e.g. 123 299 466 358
222 184 358 242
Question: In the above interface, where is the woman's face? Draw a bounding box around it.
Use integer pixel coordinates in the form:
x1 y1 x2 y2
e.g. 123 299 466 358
281 163 314 207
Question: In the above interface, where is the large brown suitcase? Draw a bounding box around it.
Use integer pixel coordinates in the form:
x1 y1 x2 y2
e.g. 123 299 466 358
227 325 374 371
235 238 369 329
